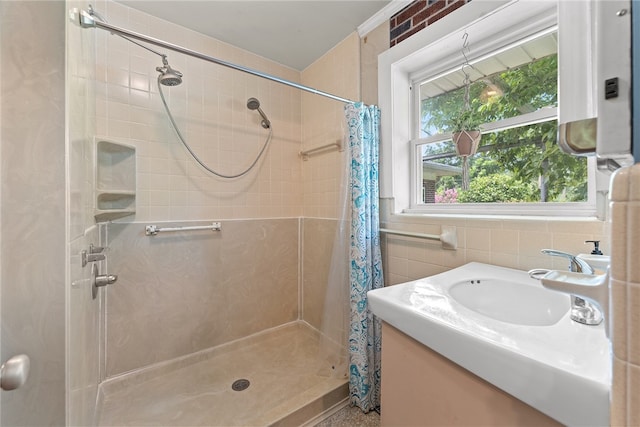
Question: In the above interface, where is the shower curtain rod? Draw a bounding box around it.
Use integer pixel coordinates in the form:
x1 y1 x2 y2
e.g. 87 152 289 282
73 9 357 105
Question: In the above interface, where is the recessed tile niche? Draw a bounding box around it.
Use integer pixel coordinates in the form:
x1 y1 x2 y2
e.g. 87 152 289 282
94 138 136 222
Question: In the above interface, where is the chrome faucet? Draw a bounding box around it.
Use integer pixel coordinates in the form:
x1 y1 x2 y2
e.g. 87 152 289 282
540 249 602 325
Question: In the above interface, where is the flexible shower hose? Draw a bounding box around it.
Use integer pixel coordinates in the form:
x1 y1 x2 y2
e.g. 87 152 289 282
157 77 273 179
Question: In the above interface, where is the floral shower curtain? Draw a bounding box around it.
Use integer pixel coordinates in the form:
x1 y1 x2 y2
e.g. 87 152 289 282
345 102 383 412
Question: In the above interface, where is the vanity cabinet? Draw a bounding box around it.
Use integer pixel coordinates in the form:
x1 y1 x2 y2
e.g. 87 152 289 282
380 322 562 427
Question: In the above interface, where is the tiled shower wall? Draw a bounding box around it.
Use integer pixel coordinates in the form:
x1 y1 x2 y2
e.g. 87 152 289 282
105 219 299 377
100 26 362 377
91 0 303 221
300 32 360 332
86 0 306 376
66 0 359 423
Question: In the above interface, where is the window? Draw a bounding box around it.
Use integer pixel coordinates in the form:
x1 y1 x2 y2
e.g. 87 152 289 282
413 30 591 209
379 1 598 217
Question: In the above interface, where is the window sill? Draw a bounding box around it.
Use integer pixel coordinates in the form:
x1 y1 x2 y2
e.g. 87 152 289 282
397 210 603 223
403 202 598 219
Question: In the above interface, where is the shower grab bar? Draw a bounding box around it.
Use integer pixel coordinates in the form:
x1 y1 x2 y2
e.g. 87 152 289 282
379 226 457 250
145 222 222 236
299 140 343 160
71 9 357 105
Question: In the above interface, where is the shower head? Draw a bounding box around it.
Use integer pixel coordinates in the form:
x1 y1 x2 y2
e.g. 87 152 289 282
156 56 183 86
158 69 182 86
246 97 271 129
247 97 261 110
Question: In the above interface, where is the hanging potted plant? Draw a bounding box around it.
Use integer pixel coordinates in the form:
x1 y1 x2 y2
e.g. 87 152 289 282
450 32 482 158
445 31 482 191
450 105 481 157
449 107 481 191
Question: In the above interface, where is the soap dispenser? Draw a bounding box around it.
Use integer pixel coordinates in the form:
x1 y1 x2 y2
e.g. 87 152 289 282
577 240 610 273
587 240 603 255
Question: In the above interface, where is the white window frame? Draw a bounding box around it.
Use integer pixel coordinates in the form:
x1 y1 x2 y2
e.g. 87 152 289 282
378 0 599 218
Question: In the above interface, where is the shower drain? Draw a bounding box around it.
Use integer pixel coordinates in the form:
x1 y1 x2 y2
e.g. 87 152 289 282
231 379 250 391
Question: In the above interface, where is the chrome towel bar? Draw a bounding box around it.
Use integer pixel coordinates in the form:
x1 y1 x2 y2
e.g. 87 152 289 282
379 226 457 250
145 222 222 236
299 140 342 160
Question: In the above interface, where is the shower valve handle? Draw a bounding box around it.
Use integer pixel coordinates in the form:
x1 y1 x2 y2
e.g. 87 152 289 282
81 244 106 266
92 264 118 300
95 274 118 288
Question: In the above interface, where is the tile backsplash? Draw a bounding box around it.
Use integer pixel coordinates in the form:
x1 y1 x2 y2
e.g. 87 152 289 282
380 198 608 285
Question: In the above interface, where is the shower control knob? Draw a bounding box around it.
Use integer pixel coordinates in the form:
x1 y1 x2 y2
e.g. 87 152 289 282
95 273 118 288
91 264 118 300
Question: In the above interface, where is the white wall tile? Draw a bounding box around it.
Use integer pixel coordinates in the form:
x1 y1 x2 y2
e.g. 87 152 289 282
466 228 491 251
94 0 304 222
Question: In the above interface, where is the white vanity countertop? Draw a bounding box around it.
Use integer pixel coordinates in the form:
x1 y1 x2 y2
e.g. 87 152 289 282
368 262 610 426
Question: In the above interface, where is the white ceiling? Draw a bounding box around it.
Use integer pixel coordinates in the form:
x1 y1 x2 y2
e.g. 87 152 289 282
115 1 398 71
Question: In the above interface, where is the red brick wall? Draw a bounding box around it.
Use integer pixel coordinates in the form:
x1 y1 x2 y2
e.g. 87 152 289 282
423 180 436 203
390 0 469 47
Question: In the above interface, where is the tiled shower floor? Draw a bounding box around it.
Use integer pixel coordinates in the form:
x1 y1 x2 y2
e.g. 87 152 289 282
97 322 348 426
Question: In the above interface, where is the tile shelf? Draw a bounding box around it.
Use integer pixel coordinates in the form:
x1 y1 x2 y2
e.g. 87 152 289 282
94 138 136 222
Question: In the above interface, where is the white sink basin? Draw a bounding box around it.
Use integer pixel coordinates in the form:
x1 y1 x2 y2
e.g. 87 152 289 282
448 278 568 326
368 262 610 426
